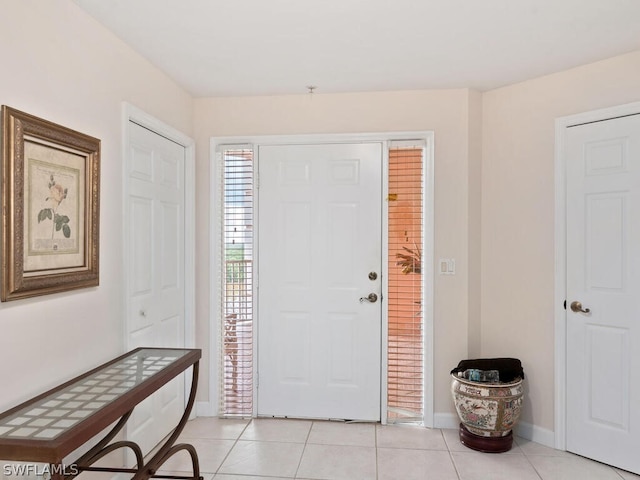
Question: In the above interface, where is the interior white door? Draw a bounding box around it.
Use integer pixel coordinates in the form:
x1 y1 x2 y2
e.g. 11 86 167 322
258 142 382 421
566 114 640 474
125 121 186 455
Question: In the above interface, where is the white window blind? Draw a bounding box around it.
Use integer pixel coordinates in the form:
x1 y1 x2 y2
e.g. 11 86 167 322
387 141 425 423
219 147 254 416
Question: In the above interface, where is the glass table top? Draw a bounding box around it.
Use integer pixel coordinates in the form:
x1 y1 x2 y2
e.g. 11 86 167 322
0 348 189 441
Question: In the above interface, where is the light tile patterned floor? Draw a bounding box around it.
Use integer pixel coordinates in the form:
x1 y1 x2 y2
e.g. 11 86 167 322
160 417 640 480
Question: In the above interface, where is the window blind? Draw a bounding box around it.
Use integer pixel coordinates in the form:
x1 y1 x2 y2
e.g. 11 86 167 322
219 147 254 416
387 142 425 422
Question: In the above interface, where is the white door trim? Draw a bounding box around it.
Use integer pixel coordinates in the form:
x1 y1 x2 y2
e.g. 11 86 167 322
554 101 640 450
121 102 197 353
209 131 434 426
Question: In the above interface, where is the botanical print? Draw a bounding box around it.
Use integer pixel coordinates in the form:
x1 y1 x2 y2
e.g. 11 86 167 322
29 159 79 254
23 139 86 274
38 174 71 240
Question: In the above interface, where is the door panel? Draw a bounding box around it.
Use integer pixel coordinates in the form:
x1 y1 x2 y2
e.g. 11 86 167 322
258 143 382 421
586 325 629 428
566 114 640 474
130 197 153 296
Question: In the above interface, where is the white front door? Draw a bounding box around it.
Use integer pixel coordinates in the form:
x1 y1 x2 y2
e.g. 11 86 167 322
565 113 640 474
125 121 186 454
258 142 382 421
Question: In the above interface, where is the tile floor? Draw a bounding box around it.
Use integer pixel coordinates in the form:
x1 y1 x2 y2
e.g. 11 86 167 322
159 417 640 480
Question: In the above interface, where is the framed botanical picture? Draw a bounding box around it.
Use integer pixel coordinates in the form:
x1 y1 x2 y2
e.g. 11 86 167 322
1 106 100 301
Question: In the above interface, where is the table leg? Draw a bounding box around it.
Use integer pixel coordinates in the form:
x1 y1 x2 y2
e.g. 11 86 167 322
62 362 201 480
133 361 201 480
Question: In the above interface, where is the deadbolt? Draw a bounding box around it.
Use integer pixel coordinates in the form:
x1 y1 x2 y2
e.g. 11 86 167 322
570 301 590 314
359 293 378 303
368 271 378 281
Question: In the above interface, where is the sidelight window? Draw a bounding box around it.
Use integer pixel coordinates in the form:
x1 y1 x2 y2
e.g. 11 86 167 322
387 140 425 423
218 147 254 416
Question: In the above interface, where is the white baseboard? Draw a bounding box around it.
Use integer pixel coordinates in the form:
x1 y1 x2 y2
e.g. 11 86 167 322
195 400 216 417
433 413 459 430
433 413 556 450
513 421 555 449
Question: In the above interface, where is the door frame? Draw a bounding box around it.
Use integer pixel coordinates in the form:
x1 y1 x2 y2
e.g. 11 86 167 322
554 100 640 450
210 132 435 425
121 102 197 369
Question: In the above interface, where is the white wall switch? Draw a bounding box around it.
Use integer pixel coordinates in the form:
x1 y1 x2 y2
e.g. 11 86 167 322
438 258 456 275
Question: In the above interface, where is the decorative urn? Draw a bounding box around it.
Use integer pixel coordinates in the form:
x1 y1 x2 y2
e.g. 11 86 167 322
450 358 524 453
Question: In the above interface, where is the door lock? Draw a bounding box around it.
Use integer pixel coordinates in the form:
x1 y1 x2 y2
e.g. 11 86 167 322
359 293 378 303
368 271 378 281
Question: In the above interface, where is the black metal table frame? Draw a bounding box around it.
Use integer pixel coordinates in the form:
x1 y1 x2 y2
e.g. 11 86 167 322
0 348 203 480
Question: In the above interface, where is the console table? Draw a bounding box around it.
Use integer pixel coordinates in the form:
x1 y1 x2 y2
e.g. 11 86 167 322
0 347 202 480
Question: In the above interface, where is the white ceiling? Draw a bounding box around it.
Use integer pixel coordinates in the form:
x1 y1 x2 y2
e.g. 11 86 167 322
73 0 640 98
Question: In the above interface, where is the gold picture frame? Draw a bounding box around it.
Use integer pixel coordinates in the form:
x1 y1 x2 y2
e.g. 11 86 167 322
1 106 100 301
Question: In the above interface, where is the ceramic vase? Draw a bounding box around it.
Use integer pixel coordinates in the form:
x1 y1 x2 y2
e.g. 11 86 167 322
451 374 524 438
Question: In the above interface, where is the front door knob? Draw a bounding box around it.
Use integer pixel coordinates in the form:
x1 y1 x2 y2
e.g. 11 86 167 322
359 293 378 303
570 301 590 314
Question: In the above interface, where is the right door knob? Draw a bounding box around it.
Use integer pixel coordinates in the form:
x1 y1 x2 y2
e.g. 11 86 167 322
570 301 590 314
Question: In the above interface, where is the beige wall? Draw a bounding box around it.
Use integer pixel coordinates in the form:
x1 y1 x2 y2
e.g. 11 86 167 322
193 89 477 415
481 50 640 431
0 0 192 412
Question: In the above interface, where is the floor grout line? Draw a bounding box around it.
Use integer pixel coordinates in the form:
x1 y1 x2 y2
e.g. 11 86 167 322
520 444 546 480
292 419 314 479
443 429 463 480
211 417 252 478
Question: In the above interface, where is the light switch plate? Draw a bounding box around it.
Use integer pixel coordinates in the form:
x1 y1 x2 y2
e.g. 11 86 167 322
438 258 456 275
